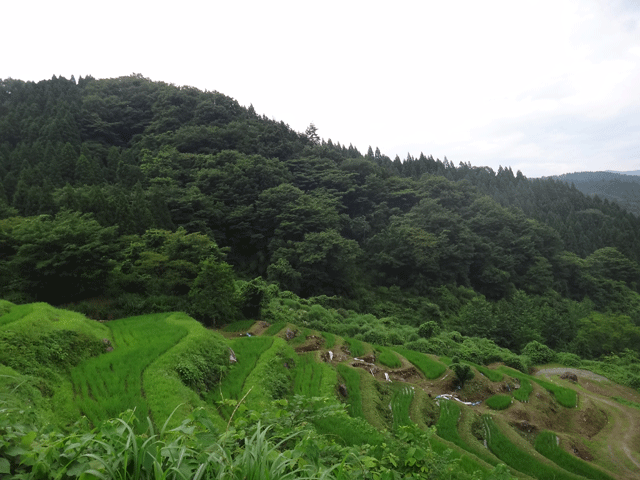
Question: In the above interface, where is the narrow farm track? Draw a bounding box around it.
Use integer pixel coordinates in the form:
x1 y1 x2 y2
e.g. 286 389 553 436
537 368 640 479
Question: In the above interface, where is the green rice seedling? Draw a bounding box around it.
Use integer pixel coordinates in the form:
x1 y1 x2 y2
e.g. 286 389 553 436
535 431 616 480
222 319 255 332
211 335 273 417
240 337 295 409
474 364 503 382
376 347 402 368
498 366 577 408
288 327 311 347
263 321 286 336
71 313 187 428
434 399 500 469
392 347 446 379
391 384 414 429
143 312 229 429
532 377 577 408
483 415 584 480
293 353 315 396
336 364 364 419
343 337 365 357
321 331 336 349
512 378 532 402
485 395 512 410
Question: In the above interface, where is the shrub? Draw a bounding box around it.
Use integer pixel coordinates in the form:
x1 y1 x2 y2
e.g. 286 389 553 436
504 354 529 373
522 341 556 365
556 352 582 367
418 321 440 339
451 363 474 388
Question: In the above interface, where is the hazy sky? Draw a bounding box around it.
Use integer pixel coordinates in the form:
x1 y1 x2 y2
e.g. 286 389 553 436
3 0 640 178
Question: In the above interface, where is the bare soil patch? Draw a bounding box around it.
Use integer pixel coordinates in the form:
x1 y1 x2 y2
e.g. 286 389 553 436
294 335 325 353
248 321 270 336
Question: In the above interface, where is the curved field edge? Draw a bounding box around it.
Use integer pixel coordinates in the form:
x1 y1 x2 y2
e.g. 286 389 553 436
498 366 577 408
483 415 586 480
70 313 187 428
534 431 616 480
143 312 229 430
391 347 447 379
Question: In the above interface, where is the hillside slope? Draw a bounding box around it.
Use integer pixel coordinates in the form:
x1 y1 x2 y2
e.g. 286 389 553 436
2 302 639 479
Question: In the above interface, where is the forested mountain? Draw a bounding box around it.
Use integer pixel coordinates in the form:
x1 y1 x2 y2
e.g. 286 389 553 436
551 171 640 217
2 74 640 363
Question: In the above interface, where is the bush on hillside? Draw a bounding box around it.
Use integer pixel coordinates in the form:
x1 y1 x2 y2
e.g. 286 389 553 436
522 340 556 365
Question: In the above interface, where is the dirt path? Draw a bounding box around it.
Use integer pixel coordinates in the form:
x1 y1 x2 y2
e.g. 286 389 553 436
536 368 640 478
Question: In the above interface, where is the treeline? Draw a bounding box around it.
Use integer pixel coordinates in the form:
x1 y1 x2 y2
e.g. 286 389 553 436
2 74 640 364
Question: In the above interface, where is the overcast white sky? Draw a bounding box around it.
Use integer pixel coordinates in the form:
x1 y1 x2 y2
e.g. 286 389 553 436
3 0 640 178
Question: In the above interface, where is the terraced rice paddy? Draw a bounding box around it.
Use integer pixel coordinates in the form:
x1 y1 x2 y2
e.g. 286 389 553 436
535 431 615 480
485 394 513 410
320 331 335 348
337 364 364 418
473 364 503 382
376 347 402 368
511 377 532 402
70 313 188 427
392 347 446 379
343 337 365 357
211 335 274 417
483 416 583 480
498 366 577 408
263 321 286 336
293 352 336 397
390 385 414 429
435 400 500 468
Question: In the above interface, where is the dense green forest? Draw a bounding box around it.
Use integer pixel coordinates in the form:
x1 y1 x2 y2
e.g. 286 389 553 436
2 74 640 365
2 74 640 479
552 171 640 217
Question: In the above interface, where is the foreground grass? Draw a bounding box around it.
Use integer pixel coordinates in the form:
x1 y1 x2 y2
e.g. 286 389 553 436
392 347 447 379
70 313 187 428
534 431 616 480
